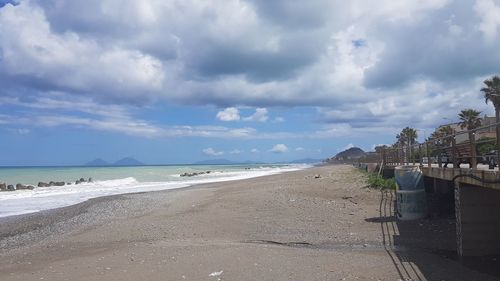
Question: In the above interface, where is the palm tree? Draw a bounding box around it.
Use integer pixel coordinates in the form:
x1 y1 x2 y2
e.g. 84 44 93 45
458 109 482 131
429 125 455 147
482 75 500 165
439 125 455 135
458 109 482 168
396 127 418 164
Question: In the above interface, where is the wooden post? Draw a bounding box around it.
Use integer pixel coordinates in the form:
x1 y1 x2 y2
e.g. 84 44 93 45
496 110 500 170
452 137 459 168
412 144 416 165
426 141 431 167
470 132 477 169
398 145 402 165
418 144 422 167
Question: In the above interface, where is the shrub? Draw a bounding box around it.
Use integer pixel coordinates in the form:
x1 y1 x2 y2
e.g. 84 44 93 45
367 174 397 190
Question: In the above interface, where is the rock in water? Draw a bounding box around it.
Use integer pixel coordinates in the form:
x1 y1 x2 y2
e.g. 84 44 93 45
16 184 35 190
0 183 6 191
38 182 49 187
7 184 15 191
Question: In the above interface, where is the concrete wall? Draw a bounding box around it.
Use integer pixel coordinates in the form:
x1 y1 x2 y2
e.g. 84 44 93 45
455 183 500 256
424 176 455 218
382 167 395 179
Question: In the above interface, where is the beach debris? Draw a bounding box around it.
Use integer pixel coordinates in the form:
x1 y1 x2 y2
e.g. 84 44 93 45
209 270 223 277
314 174 321 179
341 196 357 205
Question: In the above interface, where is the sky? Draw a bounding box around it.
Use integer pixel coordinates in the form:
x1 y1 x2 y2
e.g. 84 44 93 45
1 0 500 165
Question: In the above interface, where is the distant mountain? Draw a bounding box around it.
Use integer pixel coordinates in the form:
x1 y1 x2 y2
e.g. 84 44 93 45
289 158 323 164
326 147 366 163
85 158 110 166
113 157 144 166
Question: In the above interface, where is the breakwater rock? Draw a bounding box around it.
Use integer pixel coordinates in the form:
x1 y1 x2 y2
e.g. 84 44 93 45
1 177 94 192
75 177 93 184
16 184 35 190
180 171 212 177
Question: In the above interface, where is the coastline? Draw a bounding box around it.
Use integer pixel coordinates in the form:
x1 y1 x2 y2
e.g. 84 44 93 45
0 165 496 280
0 164 313 252
0 163 308 218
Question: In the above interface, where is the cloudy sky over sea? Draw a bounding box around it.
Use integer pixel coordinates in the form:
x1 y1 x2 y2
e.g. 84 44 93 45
1 0 500 165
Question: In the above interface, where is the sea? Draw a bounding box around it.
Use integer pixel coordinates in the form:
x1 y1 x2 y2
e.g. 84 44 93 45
0 163 311 218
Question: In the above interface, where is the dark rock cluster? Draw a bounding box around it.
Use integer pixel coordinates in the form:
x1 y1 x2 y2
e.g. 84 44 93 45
76 177 92 185
1 177 94 192
180 171 211 177
1 182 35 191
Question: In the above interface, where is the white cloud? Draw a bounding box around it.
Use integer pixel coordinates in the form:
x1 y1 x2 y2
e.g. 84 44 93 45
243 108 268 122
202 147 224 156
0 2 164 104
216 107 240 121
229 149 242 154
270 144 289 153
272 117 285 123
295 147 305 151
0 0 499 136
474 0 500 41
250 148 260 153
17 128 30 135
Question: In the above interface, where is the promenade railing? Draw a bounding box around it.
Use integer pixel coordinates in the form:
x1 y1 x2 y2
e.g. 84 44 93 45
379 122 500 170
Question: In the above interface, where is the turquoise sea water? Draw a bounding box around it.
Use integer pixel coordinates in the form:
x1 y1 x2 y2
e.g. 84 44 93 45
0 164 310 218
0 164 289 186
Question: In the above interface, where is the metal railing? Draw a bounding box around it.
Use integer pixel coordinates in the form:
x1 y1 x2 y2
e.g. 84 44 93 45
379 122 500 170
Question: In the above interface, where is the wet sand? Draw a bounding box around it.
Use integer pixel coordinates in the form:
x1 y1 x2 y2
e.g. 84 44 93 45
0 165 497 280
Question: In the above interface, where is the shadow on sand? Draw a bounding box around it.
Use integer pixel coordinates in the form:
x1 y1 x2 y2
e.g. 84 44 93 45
365 190 500 281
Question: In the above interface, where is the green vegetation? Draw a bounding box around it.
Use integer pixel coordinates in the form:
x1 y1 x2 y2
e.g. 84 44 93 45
367 174 396 190
477 137 496 155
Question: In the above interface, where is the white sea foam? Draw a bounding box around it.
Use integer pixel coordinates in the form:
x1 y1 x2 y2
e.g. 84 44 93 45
0 164 310 218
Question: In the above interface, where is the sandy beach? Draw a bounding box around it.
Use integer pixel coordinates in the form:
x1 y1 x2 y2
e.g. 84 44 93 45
0 165 496 280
